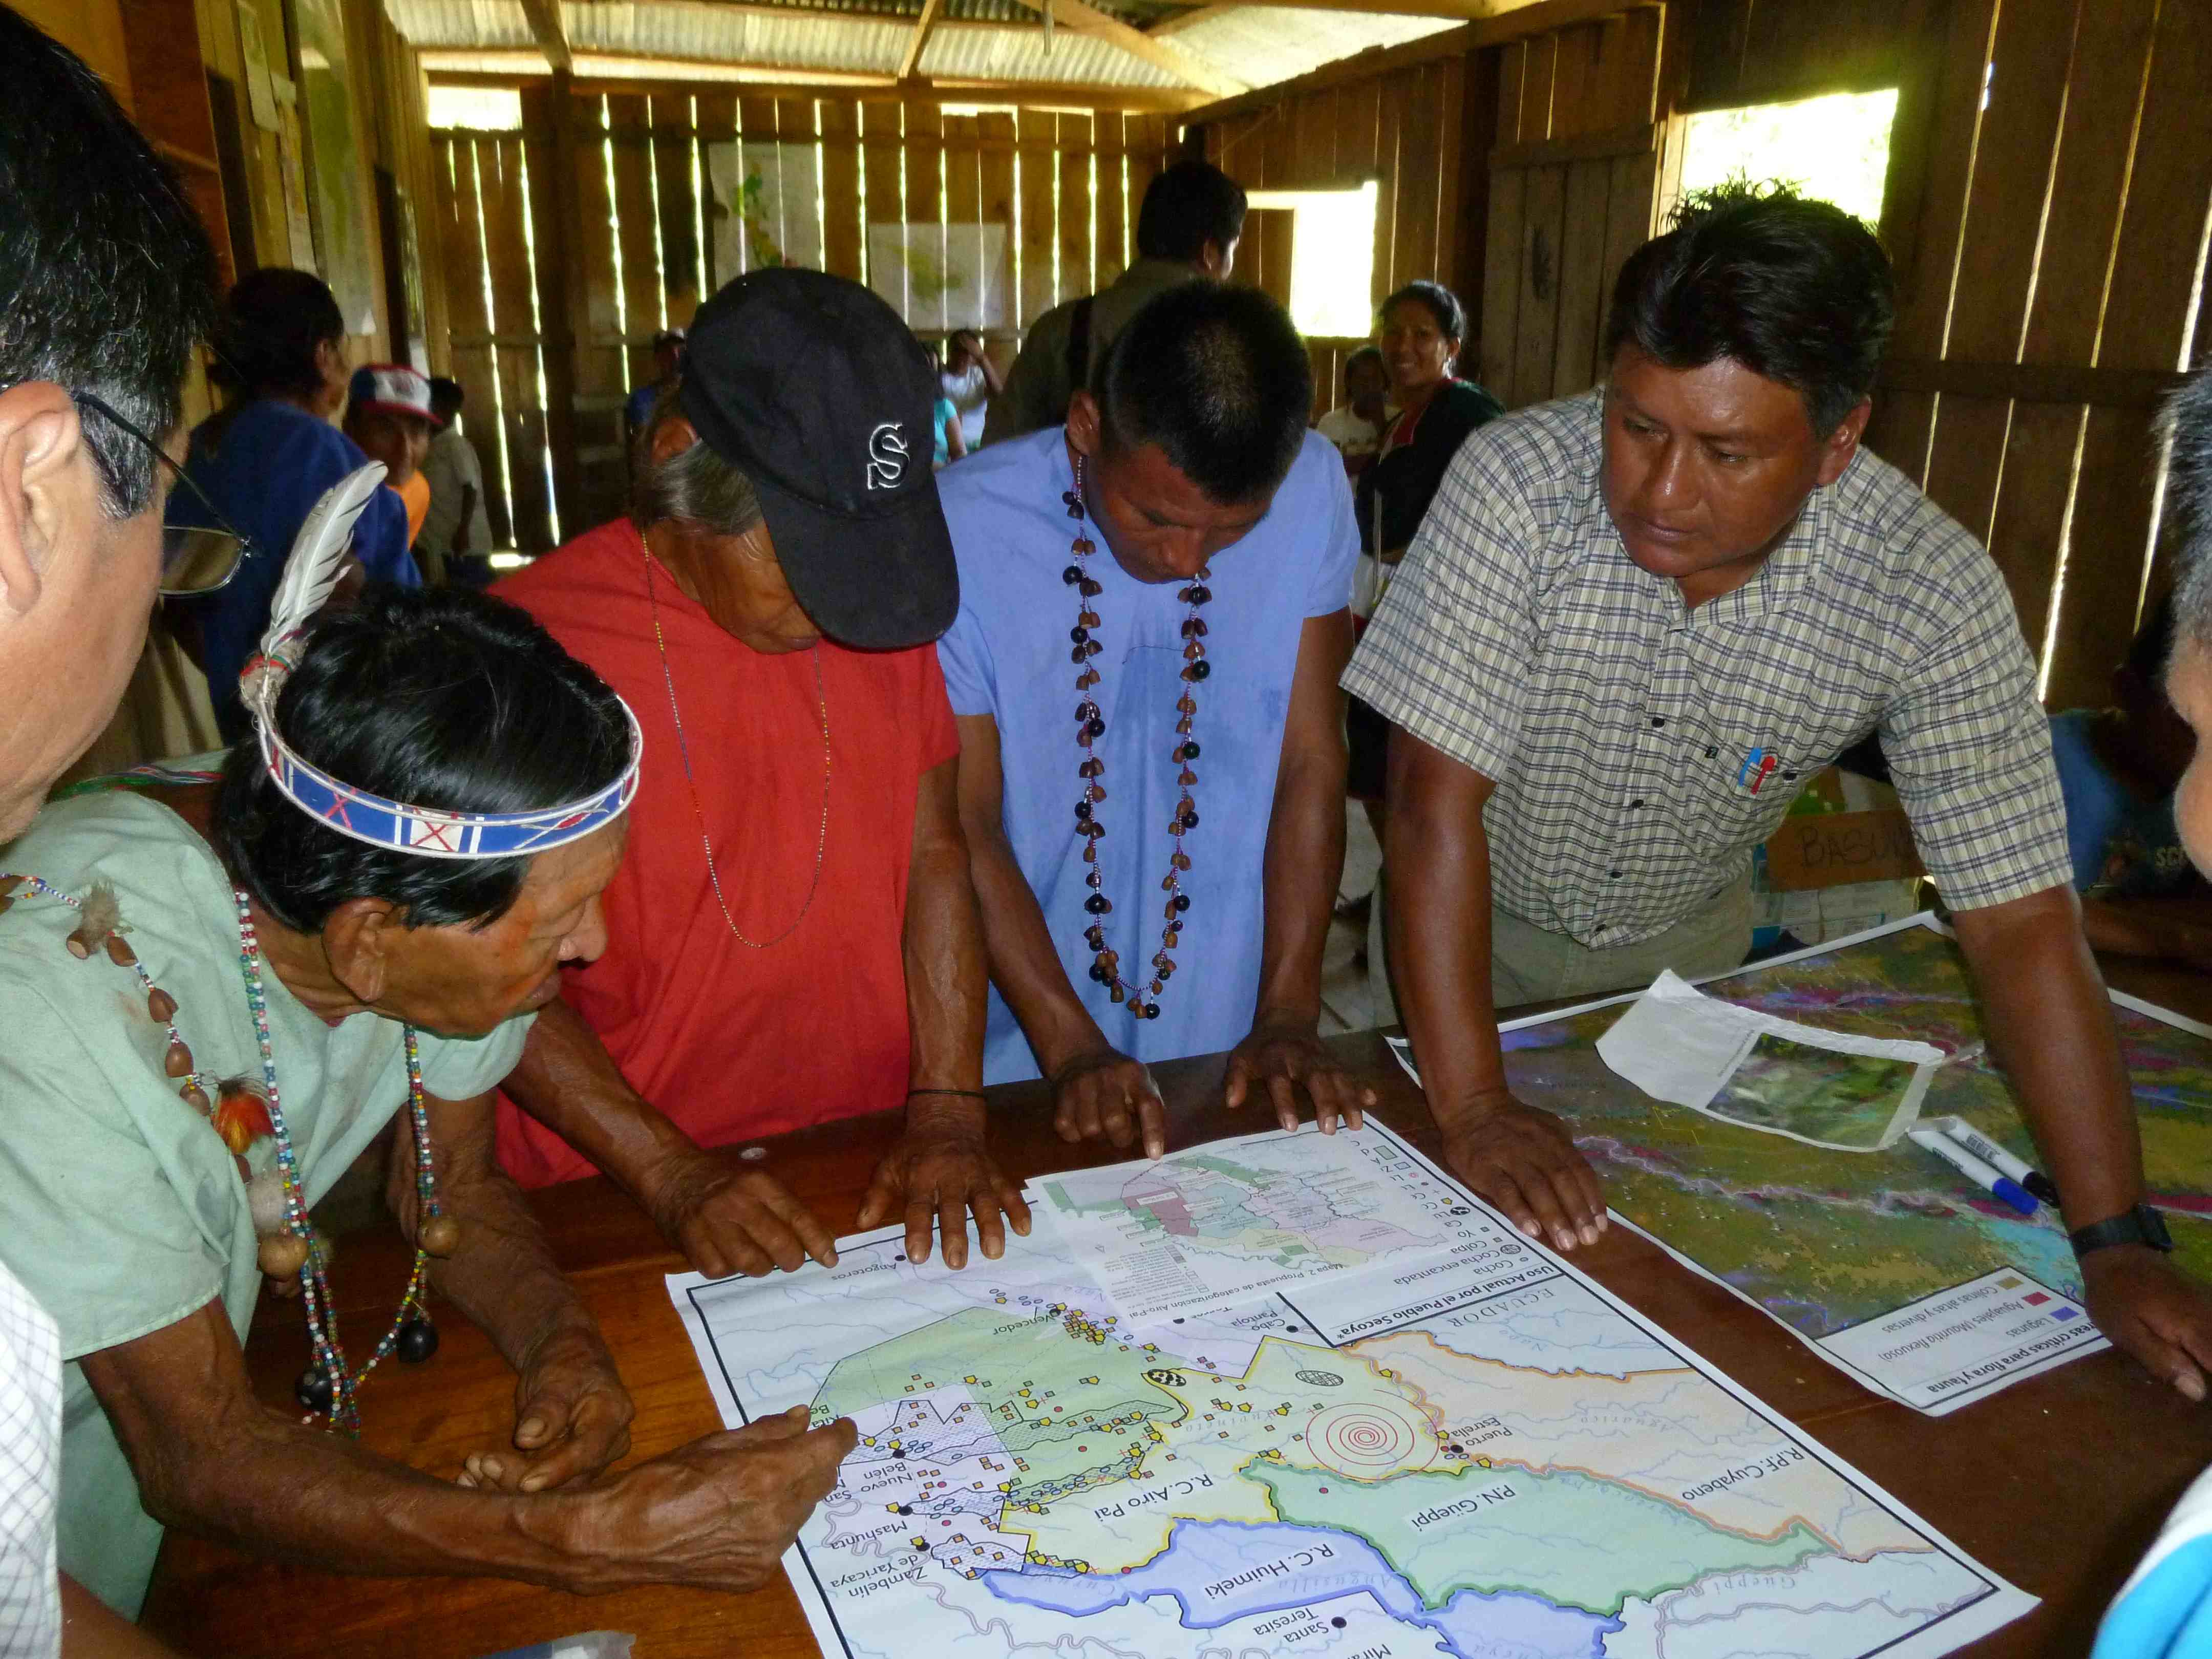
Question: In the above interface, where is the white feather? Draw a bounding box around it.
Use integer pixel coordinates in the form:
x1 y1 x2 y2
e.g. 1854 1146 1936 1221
242 461 385 723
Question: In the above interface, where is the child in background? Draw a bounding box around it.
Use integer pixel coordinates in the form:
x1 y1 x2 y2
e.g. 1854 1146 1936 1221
343 364 439 546
1315 346 1389 482
2048 591 2212 971
932 386 967 469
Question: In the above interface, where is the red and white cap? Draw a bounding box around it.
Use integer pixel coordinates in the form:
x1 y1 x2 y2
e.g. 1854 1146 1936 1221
346 363 441 426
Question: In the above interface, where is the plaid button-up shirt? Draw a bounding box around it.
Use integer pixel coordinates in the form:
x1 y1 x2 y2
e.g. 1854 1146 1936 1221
0 1262 59 1659
1342 390 2071 949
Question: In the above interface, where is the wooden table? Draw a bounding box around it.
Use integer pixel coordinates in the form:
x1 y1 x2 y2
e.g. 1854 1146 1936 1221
145 966 2212 1657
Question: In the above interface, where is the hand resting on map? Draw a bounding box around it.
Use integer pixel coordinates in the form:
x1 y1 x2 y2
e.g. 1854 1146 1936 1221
855 1093 1034 1270
2082 1246 2212 1404
1223 1011 1378 1138
1049 1044 1169 1159
558 1405 860 1592
1436 1085 1608 1256
1049 1019 1380 1162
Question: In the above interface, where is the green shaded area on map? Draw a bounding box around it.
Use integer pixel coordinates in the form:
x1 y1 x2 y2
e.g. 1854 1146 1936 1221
1502 921 2212 1338
1252 1460 1830 1616
812 1303 1179 1506
1707 1033 1917 1148
803 1286 1913 1618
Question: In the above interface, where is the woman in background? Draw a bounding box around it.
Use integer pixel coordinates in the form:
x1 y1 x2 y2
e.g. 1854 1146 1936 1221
180 269 417 741
1341 282 1503 932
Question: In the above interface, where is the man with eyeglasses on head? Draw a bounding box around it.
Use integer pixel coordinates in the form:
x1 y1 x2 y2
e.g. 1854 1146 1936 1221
0 6 219 1654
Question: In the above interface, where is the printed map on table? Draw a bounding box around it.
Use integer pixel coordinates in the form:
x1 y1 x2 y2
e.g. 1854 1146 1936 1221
1031 1123 1488 1324
670 1122 2033 1659
1495 913 2212 1414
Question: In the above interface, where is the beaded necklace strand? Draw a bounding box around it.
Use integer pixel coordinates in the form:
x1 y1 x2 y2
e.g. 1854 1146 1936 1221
643 548 831 948
1061 455 1211 1019
0 871 447 1434
235 890 447 1429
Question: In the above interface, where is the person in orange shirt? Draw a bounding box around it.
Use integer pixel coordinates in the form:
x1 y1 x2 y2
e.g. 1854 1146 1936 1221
344 363 437 545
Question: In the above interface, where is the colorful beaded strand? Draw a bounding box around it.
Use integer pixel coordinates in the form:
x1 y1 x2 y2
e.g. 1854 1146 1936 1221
1060 457 1210 1021
234 889 441 1431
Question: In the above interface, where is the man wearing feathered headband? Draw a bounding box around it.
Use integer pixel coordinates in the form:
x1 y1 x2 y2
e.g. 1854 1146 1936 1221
0 472 856 1614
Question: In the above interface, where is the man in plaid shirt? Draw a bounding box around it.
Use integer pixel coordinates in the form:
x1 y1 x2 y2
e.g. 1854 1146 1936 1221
1346 187 2212 1402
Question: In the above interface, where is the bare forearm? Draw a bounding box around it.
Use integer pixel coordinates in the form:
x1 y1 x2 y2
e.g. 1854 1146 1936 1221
1254 752 1346 1027
1387 762 1508 1132
502 998 701 1201
87 1313 596 1590
967 824 1103 1075
905 837 988 1094
419 1160 602 1376
1954 887 2141 1228
393 1080 618 1376
166 1408 591 1584
2080 896 2212 964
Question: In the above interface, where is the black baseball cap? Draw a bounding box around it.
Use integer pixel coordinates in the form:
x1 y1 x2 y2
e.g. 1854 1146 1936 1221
679 268 957 649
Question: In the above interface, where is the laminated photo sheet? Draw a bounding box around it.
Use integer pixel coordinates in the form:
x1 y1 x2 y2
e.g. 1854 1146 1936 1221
1595 968 1943 1151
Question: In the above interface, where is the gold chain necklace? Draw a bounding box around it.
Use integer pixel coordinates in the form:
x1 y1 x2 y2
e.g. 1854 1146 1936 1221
643 550 831 947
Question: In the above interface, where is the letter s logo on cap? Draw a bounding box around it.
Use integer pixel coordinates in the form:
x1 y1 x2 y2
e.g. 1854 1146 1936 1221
866 422 910 490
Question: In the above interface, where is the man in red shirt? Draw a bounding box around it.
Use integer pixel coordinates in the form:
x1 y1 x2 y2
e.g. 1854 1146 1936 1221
496 269 1027 1275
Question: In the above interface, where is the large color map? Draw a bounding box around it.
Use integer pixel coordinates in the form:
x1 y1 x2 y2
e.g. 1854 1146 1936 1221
1032 1124 1496 1324
671 1123 2032 1659
1495 914 2212 1413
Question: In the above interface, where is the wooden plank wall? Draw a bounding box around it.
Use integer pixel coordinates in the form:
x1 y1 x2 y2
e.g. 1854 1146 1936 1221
1207 54 1473 418
1482 9 1663 407
433 96 1177 550
1862 0 2212 707
1201 10 1664 419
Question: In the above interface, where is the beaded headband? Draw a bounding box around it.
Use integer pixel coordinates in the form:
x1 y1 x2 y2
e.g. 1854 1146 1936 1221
242 463 644 861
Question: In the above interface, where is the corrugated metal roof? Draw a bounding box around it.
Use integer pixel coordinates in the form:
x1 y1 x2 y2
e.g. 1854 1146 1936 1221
919 26 1173 85
388 0 1391 92
386 0 536 48
566 5 915 74
1163 6 1455 94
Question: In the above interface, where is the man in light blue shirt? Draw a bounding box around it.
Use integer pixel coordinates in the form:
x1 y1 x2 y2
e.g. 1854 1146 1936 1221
939 282 1373 1158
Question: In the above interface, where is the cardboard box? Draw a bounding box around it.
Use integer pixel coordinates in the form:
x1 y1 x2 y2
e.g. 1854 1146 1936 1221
1763 809 1927 891
1749 767 1929 950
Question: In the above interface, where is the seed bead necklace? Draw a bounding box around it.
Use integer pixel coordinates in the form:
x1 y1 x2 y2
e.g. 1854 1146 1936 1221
236 889 451 1429
643 549 831 948
1061 454 1210 1019
0 871 449 1435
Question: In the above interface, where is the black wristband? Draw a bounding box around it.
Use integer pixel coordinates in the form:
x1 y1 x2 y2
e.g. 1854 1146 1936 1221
2069 1203 2174 1260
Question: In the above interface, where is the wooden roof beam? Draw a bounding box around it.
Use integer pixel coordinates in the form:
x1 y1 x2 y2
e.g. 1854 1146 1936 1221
1000 0 1247 97
1145 3 1240 36
899 0 944 80
517 0 571 72
1155 0 1630 18
423 62 1213 112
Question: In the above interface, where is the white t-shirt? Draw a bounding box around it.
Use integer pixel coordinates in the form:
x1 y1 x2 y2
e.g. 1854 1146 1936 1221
0 1262 59 1659
418 424 493 561
1316 405 1382 464
941 363 990 449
